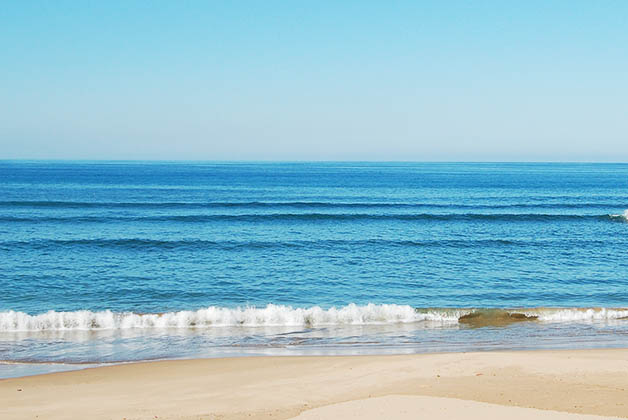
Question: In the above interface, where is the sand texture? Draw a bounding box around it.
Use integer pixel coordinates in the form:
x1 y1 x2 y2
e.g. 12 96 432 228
290 395 619 419
1 349 627 419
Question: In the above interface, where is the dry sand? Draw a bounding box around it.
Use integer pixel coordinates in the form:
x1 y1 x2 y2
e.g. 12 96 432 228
291 395 618 420
1 349 627 419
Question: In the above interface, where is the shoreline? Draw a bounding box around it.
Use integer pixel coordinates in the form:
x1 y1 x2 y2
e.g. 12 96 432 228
2 348 627 419
4 342 628 380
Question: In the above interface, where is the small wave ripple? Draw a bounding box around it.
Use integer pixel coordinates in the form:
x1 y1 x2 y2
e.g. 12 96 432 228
0 213 623 223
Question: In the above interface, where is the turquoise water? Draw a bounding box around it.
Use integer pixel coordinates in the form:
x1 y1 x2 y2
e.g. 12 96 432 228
1 161 628 377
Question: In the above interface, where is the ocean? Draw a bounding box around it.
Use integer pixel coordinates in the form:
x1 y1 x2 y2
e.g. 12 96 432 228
1 161 628 378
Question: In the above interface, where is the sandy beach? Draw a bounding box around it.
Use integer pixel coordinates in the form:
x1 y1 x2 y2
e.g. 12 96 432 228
1 348 627 419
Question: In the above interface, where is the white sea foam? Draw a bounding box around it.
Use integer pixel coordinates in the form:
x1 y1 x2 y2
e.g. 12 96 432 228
0 304 458 332
530 308 628 322
1 305 627 332
610 209 628 220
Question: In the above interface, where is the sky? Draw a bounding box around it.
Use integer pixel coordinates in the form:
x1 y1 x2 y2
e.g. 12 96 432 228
1 1 627 161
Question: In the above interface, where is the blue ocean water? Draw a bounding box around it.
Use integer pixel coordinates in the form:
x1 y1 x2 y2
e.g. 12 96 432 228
1 161 628 377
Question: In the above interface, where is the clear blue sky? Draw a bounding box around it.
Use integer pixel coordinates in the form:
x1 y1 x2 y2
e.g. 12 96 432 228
1 1 627 161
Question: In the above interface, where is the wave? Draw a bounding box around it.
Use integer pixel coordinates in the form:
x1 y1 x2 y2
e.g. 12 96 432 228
609 209 628 222
0 213 620 223
0 304 450 331
2 238 614 251
1 200 626 210
1 305 627 332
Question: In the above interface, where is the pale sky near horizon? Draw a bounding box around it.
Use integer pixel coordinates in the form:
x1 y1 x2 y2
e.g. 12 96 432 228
1 1 627 161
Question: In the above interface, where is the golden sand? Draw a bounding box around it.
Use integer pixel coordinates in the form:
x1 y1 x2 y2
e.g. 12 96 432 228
1 349 627 419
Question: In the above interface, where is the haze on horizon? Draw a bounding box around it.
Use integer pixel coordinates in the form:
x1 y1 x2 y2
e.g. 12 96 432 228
1 1 627 162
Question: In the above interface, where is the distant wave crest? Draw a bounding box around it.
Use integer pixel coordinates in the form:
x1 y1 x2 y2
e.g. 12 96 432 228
1 305 628 332
1 200 627 210
0 213 620 224
609 209 628 221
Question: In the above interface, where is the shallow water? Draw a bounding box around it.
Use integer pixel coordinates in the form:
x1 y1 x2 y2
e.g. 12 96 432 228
1 161 628 377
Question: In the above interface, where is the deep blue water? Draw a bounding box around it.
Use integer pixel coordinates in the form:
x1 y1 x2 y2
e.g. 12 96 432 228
1 161 628 376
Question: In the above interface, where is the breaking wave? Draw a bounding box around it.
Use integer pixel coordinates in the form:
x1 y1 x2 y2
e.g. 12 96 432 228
1 305 627 332
0 304 454 331
609 209 628 222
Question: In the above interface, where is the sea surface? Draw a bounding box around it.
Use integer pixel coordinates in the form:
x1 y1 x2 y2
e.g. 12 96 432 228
1 161 628 378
